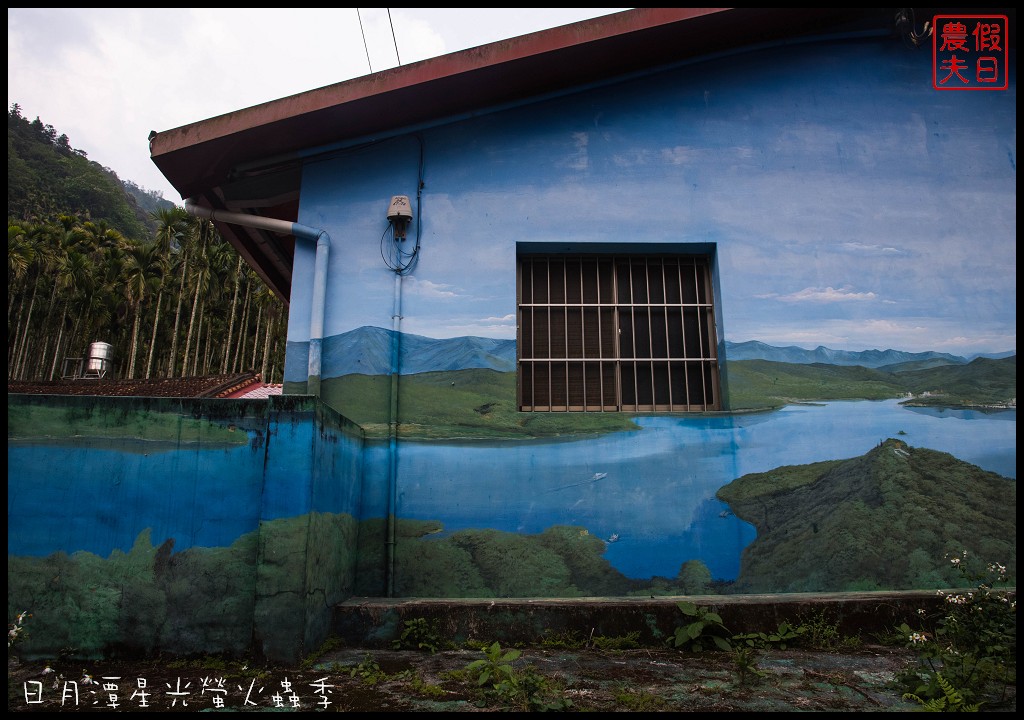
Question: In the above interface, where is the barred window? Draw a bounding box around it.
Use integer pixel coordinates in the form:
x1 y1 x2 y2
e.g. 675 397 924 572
517 254 721 412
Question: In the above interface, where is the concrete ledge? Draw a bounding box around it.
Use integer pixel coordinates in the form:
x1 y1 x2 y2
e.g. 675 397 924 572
333 590 961 647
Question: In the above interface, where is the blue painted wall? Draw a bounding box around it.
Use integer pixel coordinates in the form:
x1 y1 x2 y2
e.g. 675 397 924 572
7 36 1016 661
285 35 1016 595
8 395 365 662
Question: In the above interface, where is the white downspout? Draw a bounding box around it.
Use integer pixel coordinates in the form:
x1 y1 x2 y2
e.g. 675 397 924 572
184 199 330 396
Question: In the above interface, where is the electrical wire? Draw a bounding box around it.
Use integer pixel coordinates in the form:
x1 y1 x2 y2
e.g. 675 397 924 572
380 134 424 275
388 8 402 66
357 9 373 73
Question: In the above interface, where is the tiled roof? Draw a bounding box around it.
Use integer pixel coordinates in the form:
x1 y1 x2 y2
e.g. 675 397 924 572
7 372 273 399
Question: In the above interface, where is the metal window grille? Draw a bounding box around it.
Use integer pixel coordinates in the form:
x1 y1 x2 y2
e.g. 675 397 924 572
517 255 720 412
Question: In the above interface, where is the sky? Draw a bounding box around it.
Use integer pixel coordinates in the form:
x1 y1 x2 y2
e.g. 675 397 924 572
7 8 630 203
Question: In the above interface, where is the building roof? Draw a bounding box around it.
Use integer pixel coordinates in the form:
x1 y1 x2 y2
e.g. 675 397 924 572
148 7 1007 304
8 372 278 400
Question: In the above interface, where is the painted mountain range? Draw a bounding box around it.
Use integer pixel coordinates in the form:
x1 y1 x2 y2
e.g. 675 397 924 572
722 341 971 369
320 326 516 377
287 326 1010 382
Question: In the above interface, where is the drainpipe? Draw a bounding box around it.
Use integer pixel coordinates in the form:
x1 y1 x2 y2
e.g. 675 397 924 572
184 199 330 396
386 271 403 597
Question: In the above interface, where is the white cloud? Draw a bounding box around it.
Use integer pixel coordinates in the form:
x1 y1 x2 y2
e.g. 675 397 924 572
774 287 878 303
404 277 461 299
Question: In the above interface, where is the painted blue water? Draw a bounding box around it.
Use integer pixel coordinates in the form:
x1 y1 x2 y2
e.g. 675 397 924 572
8 399 1015 582
361 399 1015 580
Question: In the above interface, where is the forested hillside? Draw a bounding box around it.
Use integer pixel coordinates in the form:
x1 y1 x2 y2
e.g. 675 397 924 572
8 104 286 383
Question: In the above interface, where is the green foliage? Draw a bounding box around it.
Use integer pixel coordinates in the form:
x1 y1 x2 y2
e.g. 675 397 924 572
591 631 642 651
466 642 521 688
794 609 859 650
677 559 714 594
392 617 446 653
732 621 806 650
903 673 982 712
614 686 667 711
731 644 767 685
347 654 391 685
8 104 166 238
300 635 344 670
539 629 588 649
894 553 1015 710
465 642 572 711
407 673 449 698
668 601 732 653
717 439 1015 593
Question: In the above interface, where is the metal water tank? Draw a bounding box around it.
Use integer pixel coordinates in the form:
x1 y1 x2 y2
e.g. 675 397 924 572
85 341 114 377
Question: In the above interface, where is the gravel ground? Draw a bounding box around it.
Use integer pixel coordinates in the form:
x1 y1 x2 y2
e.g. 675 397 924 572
9 644 970 713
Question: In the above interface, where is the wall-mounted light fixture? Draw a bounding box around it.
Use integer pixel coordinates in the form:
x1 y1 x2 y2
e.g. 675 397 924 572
387 195 413 240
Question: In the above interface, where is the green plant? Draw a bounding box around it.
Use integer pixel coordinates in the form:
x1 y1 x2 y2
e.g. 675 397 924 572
667 601 732 652
614 686 667 711
795 608 860 650
732 645 767 686
539 629 587 649
591 631 641 651
300 635 344 669
348 654 390 685
733 621 806 650
466 642 521 688
895 552 1015 710
903 672 982 712
407 673 449 698
392 617 444 653
465 642 572 711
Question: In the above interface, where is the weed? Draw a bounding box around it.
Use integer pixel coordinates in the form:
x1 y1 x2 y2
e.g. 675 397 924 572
732 644 767 686
407 673 449 698
667 601 732 652
733 621 806 650
795 608 860 650
539 629 588 650
347 654 390 685
464 642 572 711
591 631 642 651
300 635 344 670
903 672 982 712
392 617 446 653
894 552 1015 710
614 686 667 711
466 642 520 688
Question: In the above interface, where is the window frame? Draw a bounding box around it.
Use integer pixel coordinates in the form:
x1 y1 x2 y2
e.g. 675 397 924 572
516 247 722 413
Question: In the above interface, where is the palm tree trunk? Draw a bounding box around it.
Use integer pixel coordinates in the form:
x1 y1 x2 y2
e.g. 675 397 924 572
251 304 263 373
234 283 252 373
261 311 275 380
189 297 204 377
47 304 69 380
127 300 142 378
222 256 242 373
13 280 39 379
167 252 189 377
145 291 163 379
182 274 202 378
